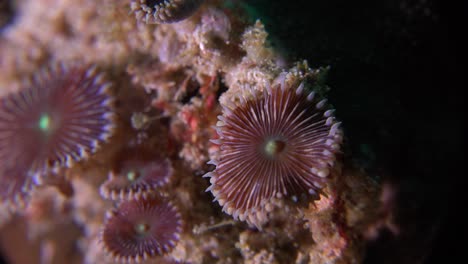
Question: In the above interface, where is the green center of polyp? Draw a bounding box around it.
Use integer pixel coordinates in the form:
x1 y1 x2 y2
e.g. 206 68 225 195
264 139 286 158
135 223 150 235
38 114 51 132
127 171 137 181
127 170 142 182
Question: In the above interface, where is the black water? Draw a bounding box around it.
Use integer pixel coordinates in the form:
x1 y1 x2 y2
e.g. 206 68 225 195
250 0 464 263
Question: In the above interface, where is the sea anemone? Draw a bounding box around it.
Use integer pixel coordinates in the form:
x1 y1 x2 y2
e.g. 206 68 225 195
101 196 182 263
0 63 114 188
204 77 342 226
130 0 204 24
100 149 173 200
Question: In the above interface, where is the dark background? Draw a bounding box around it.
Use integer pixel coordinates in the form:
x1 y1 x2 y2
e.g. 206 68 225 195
248 0 465 263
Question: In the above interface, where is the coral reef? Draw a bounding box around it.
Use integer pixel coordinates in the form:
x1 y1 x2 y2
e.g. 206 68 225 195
0 0 386 263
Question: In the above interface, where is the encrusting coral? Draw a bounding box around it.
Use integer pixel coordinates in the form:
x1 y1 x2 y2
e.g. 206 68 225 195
0 0 385 263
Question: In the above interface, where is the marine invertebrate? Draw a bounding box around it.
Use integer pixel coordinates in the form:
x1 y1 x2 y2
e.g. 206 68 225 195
205 77 342 226
130 0 204 24
101 196 182 262
100 149 173 200
0 63 114 186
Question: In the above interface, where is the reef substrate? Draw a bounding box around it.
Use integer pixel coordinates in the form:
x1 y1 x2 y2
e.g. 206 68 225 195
0 0 385 263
